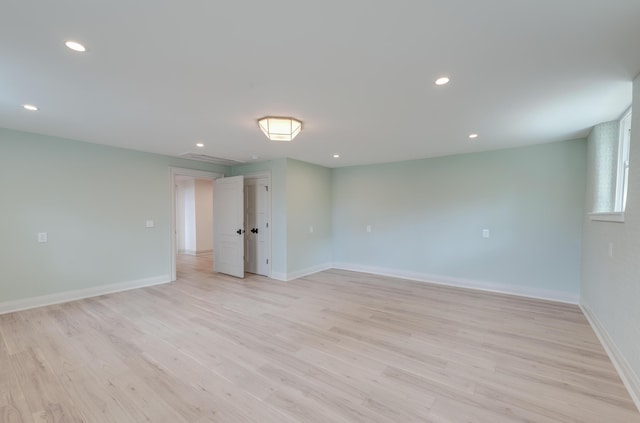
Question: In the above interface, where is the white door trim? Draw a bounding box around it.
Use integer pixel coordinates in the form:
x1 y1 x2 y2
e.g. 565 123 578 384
169 167 223 281
243 171 272 278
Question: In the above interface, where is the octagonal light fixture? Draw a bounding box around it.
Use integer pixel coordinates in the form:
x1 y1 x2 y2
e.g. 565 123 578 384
258 116 302 141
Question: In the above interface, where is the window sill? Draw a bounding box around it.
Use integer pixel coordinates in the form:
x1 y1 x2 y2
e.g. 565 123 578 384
589 212 625 223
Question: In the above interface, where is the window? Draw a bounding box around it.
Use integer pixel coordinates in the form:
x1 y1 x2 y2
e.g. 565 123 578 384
590 108 632 222
616 109 632 212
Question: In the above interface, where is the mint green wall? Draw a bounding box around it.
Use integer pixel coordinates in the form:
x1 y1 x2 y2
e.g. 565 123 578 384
0 128 227 303
332 139 587 298
581 75 640 389
285 159 332 274
231 159 287 277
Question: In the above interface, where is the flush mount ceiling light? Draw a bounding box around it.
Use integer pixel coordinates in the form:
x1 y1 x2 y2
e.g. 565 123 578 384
258 116 302 141
435 76 450 86
468 133 479 139
196 142 204 148
65 40 86 52
23 104 38 111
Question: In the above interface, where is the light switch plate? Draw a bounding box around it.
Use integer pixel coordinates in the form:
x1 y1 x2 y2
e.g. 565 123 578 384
38 232 48 243
482 229 490 238
146 219 155 228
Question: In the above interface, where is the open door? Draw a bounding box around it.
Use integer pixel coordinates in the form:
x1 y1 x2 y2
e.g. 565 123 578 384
213 176 244 278
245 177 270 276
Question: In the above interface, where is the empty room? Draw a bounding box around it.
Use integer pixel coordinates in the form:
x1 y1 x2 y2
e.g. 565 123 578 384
1 1 640 422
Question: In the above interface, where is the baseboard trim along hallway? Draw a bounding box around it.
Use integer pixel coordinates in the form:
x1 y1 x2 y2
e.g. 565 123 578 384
0 275 171 315
580 303 640 413
332 262 579 304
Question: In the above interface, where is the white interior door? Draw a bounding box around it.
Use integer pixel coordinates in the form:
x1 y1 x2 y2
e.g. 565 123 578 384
244 177 269 276
244 180 258 274
213 176 244 278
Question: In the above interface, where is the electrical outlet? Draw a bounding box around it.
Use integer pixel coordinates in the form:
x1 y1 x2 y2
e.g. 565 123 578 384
482 229 490 239
38 232 48 243
146 219 155 228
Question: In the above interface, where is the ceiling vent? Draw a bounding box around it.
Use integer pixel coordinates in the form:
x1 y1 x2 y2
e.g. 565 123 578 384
179 152 245 166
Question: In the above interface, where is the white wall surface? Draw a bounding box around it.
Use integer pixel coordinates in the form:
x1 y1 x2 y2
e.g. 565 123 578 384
182 179 196 253
176 180 186 252
332 139 587 302
194 178 213 253
581 74 640 405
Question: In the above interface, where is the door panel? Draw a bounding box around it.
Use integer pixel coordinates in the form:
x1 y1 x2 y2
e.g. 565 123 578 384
244 177 269 277
213 176 244 278
244 182 257 274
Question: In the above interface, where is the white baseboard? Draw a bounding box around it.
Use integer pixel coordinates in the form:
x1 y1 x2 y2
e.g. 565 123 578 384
270 272 287 281
580 303 640 412
269 263 333 282
286 262 333 281
0 275 171 315
332 262 579 304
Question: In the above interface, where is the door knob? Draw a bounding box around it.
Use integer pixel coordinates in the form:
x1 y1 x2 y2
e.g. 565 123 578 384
251 228 259 234
236 229 244 235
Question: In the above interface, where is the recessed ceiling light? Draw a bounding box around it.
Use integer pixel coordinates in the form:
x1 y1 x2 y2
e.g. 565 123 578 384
251 155 259 160
23 104 38 111
196 143 204 148
333 154 340 158
435 77 450 86
468 133 479 139
65 40 86 52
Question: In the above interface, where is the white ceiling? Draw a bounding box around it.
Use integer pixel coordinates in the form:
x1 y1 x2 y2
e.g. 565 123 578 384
1 1 639 168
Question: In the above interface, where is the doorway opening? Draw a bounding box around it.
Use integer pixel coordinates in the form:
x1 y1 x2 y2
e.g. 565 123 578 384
169 167 222 281
170 168 272 281
176 176 214 275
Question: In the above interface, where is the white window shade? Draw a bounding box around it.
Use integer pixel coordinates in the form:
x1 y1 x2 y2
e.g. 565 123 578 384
591 121 620 213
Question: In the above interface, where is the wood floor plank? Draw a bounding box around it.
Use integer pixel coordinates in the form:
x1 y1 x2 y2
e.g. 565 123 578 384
0 337 33 423
0 253 638 422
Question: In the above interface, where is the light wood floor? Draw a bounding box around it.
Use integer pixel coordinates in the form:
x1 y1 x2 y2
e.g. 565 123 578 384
1 255 639 422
